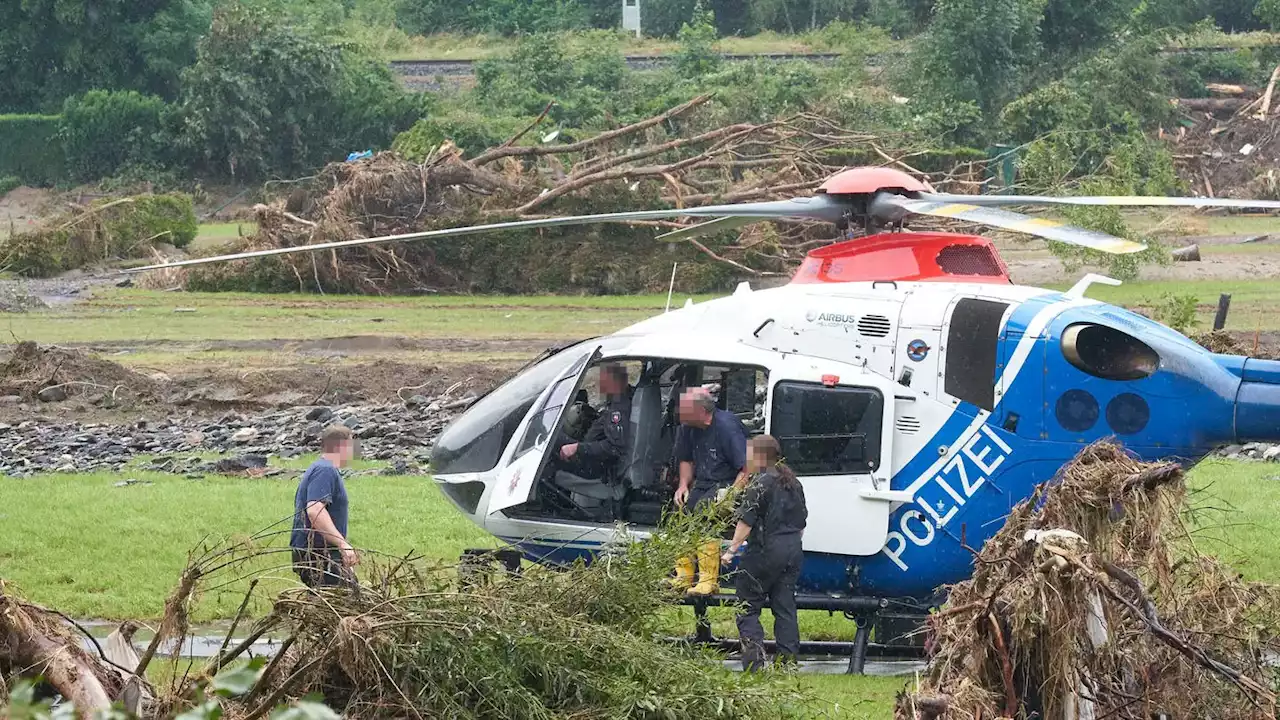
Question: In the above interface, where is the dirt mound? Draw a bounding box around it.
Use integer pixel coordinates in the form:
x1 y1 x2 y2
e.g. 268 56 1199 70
897 442 1280 720
1193 329 1280 358
0 341 156 403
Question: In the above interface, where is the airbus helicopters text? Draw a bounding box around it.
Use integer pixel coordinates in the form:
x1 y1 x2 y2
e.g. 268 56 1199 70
135 166 1280 604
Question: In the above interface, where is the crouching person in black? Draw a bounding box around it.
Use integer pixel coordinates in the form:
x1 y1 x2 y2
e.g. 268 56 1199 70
722 434 807 671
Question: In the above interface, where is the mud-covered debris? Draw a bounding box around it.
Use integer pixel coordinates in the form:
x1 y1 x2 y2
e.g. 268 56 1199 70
896 442 1280 720
0 341 155 404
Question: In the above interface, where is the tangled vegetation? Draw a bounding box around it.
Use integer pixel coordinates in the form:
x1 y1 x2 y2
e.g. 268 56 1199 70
1 193 197 278
897 442 1280 720
1 505 816 719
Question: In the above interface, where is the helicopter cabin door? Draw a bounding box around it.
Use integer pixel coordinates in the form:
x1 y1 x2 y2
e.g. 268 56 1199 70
489 346 602 514
768 370 906 555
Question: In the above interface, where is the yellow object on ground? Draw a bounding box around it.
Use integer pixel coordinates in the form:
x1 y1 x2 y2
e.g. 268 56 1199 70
687 540 722 596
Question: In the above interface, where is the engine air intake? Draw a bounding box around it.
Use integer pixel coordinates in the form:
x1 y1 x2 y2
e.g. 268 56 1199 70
858 315 892 338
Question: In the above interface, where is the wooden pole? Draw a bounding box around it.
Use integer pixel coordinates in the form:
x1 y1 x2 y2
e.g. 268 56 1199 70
1214 294 1232 331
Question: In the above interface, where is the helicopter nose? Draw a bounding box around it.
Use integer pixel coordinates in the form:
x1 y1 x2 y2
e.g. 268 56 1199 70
1221 356 1280 443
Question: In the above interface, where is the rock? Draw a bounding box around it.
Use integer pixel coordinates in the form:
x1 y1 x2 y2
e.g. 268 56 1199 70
404 395 430 408
230 428 258 444
55 464 76 473
113 479 151 488
210 455 268 474
1264 446 1280 462
1220 444 1244 458
37 386 68 403
185 431 205 446
305 406 333 422
0 396 21 405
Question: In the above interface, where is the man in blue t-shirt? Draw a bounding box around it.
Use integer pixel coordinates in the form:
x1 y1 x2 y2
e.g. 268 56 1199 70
291 425 358 588
671 387 748 595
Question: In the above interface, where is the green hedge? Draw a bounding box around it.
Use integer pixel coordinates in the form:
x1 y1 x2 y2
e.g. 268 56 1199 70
0 114 64 186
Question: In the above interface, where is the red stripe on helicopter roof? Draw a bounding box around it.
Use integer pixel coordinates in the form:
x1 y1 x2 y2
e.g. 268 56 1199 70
790 232 1012 285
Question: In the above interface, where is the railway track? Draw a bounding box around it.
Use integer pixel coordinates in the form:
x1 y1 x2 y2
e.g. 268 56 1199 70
391 52 863 91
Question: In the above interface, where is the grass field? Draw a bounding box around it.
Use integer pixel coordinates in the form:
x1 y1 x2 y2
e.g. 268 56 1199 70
1 458 1275 716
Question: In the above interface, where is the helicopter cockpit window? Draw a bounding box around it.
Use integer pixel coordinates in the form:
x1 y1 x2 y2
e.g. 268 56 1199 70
944 298 1009 412
515 352 592 457
430 342 591 476
1062 323 1159 381
771 382 883 475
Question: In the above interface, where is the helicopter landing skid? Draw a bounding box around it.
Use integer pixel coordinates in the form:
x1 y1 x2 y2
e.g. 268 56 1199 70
675 593 927 675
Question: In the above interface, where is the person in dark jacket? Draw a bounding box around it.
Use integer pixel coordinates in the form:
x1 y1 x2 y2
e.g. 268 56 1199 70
291 424 359 588
556 363 631 481
722 434 807 671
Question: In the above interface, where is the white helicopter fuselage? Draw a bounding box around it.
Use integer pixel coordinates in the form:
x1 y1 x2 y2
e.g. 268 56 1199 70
431 276 1273 599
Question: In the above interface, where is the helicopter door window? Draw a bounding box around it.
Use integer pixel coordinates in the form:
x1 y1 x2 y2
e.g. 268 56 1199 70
770 382 884 475
944 298 1009 412
514 353 591 457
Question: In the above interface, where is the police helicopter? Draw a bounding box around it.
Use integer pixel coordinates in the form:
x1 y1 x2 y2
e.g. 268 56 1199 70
138 167 1280 666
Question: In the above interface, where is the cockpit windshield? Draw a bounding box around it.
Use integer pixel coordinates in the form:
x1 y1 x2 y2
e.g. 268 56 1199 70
430 336 631 476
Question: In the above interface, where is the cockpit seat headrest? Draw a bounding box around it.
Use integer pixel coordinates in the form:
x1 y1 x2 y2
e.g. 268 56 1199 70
624 383 665 490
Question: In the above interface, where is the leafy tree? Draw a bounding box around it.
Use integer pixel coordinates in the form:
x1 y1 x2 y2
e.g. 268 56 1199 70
394 0 588 34
475 31 628 126
1040 0 1141 57
910 0 1046 115
1132 0 1268 30
1259 0 1280 29
676 3 722 76
176 3 420 179
867 0 936 37
0 0 213 112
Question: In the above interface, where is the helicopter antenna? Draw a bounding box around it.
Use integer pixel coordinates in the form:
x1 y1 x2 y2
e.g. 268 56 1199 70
664 263 678 313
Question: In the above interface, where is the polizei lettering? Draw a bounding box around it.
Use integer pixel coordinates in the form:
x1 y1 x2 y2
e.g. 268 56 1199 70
882 424 1013 571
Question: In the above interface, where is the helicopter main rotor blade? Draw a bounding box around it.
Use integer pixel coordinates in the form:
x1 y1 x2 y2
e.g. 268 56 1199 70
873 195 1147 254
124 195 849 273
655 215 761 241
921 191 1280 210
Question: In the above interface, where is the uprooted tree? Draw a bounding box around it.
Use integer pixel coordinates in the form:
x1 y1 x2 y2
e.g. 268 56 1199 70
896 442 1280 720
174 96 1007 296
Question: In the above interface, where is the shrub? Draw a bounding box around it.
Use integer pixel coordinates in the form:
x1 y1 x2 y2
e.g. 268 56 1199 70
1 193 197 277
0 115 64 186
393 110 531 159
0 176 19 197
1154 292 1199 334
60 90 169 183
176 3 421 180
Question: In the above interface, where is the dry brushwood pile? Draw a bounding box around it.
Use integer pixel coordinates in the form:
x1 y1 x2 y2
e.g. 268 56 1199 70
176 97 995 295
1170 67 1280 200
897 442 1280 720
2 511 813 720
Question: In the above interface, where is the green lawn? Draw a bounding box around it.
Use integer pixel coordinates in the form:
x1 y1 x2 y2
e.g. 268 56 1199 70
1076 279 1280 332
194 222 256 250
4 457 1277 718
387 30 872 61
12 289 715 347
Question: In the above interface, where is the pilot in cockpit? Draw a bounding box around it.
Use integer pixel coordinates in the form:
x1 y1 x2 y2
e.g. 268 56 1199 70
548 364 633 517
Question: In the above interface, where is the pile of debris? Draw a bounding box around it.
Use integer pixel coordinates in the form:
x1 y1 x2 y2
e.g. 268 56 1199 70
1169 68 1280 200
2 511 808 719
896 442 1280 720
0 341 156 405
0 398 469 477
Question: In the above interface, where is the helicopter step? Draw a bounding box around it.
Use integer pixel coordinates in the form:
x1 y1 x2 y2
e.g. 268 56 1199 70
677 593 927 675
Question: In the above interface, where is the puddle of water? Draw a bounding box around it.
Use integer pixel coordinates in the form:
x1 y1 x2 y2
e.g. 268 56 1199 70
78 620 283 660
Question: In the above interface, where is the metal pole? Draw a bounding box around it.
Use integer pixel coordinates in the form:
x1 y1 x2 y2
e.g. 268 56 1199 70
664 262 677 313
1214 293 1232 331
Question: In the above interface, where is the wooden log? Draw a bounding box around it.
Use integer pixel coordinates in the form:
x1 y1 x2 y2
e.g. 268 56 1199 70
0 598 117 717
1177 98 1250 112
1172 243 1201 261
1206 83 1253 96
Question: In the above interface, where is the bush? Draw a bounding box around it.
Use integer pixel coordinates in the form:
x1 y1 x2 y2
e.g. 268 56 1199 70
0 115 64 186
176 3 421 180
393 111 531 159
0 176 18 196
60 90 169 183
1 193 197 277
1154 292 1199 334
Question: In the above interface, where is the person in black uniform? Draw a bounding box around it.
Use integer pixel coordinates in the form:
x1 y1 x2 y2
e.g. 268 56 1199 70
549 364 632 517
722 434 807 671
